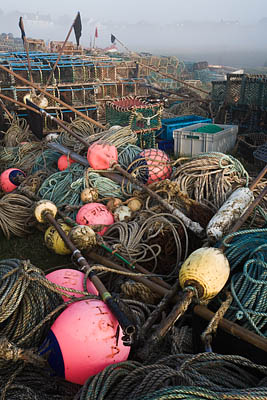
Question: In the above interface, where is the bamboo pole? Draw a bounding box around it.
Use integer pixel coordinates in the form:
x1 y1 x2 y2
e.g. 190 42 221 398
137 61 210 95
0 64 105 129
44 12 80 89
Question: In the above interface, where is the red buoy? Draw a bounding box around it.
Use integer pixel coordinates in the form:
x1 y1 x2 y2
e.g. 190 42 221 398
76 203 114 236
57 155 76 171
0 168 26 193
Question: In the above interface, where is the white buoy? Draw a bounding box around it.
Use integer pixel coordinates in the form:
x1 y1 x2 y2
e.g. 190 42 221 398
206 187 254 242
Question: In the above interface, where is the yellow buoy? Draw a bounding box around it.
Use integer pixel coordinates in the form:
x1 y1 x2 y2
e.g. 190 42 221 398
35 200 57 223
44 222 72 255
179 247 230 301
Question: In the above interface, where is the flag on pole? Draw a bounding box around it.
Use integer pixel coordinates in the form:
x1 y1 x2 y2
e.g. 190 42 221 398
19 17 26 43
111 34 116 44
73 12 82 48
95 27 98 38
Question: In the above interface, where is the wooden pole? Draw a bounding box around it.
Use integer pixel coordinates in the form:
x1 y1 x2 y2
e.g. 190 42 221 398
44 12 80 89
0 93 91 146
0 93 42 114
113 35 132 55
0 64 105 129
0 98 14 121
137 61 210 95
194 305 267 353
19 17 34 85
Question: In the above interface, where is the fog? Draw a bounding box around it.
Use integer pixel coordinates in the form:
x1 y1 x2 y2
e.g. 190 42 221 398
1 1 267 68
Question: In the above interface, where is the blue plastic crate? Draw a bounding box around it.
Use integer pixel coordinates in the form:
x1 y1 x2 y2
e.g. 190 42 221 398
157 139 174 153
158 115 212 140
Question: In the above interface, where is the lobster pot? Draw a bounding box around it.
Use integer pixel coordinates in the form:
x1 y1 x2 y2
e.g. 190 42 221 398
55 65 74 84
150 56 161 68
98 64 116 81
237 132 267 166
212 74 267 109
117 82 138 98
0 65 13 86
116 61 138 79
95 83 118 100
18 106 99 130
58 85 96 107
106 96 162 134
10 66 30 86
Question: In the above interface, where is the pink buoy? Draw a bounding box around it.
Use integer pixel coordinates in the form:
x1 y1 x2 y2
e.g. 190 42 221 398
46 269 98 302
128 149 172 184
0 168 26 193
57 155 76 171
76 203 114 236
87 142 118 170
41 300 130 385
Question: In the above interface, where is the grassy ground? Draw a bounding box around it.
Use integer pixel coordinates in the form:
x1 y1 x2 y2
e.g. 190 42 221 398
0 230 72 272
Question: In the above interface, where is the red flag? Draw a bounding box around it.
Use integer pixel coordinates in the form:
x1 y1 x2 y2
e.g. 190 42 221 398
95 27 98 38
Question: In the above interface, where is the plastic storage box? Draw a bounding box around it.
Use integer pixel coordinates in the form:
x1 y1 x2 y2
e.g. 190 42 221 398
173 123 238 157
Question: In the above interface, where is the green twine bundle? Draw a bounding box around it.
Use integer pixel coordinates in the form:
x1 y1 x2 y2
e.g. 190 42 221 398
38 164 86 214
31 149 61 174
0 143 44 174
117 144 142 169
86 171 125 200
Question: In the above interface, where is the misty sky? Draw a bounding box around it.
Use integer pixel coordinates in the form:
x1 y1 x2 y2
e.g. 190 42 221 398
1 0 267 23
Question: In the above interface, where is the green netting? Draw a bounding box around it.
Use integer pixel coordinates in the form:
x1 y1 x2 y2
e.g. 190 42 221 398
193 125 224 133
105 104 162 133
136 131 156 149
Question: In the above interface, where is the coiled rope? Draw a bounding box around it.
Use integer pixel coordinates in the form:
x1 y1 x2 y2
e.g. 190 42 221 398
3 117 32 147
76 353 267 400
31 149 61 174
0 194 34 238
104 212 188 277
222 229 267 337
38 163 87 213
172 152 249 209
135 385 267 400
0 363 79 400
59 118 95 153
0 143 44 174
117 144 142 169
85 170 125 200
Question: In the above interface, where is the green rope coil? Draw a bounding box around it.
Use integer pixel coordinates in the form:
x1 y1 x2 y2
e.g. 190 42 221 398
38 164 86 216
86 171 125 200
117 144 142 169
222 229 267 337
31 149 61 174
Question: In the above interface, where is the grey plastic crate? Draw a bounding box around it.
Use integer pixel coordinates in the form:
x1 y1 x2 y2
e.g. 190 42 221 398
173 123 238 157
